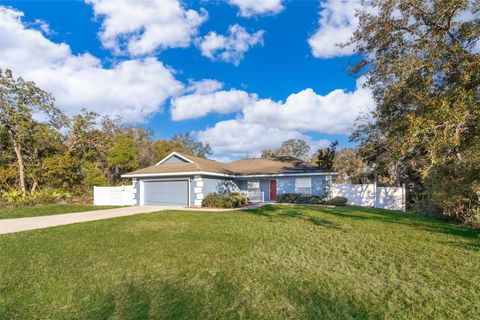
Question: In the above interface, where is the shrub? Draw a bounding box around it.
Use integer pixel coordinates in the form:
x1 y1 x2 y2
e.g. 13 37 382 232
276 193 303 203
32 188 72 205
1 188 72 206
202 192 248 208
276 193 326 205
2 189 28 206
325 196 348 206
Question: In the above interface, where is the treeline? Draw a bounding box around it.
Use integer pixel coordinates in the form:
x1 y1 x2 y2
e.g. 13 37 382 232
348 0 480 226
0 68 210 201
261 139 373 184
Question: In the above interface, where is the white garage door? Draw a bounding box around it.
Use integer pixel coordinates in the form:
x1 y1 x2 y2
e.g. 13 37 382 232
143 180 188 206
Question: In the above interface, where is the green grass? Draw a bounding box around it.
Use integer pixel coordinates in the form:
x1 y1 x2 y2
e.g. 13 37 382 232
0 204 120 219
1 205 479 319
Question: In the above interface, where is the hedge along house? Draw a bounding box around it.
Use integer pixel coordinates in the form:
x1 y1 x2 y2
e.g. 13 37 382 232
121 152 338 206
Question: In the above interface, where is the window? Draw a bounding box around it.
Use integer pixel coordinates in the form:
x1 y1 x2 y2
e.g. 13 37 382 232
247 180 260 192
295 178 311 195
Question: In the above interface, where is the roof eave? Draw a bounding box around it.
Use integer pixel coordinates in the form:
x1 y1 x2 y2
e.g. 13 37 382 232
121 171 234 178
122 171 339 179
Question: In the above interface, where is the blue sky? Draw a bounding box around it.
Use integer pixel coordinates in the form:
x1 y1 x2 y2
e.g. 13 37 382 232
0 0 373 160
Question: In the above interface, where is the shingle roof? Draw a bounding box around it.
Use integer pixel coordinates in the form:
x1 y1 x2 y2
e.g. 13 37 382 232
226 157 317 175
124 152 329 177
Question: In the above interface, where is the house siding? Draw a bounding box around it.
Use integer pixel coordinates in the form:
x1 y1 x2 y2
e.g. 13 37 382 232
132 180 140 206
277 177 295 194
163 155 188 164
202 177 239 196
189 177 195 206
260 180 270 201
312 176 329 195
277 176 329 196
235 179 270 201
235 180 247 191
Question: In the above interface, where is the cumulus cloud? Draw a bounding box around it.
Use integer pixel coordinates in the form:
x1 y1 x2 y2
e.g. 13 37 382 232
241 78 373 135
185 79 224 94
171 89 257 120
197 120 315 156
198 24 264 65
308 0 363 58
0 6 182 121
86 0 207 56
194 77 374 157
227 0 284 17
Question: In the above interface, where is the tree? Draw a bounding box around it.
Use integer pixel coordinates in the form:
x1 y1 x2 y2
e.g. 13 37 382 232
332 148 373 183
153 139 190 161
0 69 66 195
313 141 338 171
261 139 311 161
127 127 155 167
171 132 212 158
108 134 140 178
41 153 81 190
348 0 480 220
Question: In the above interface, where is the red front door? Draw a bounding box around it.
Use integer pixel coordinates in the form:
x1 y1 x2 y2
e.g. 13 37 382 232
269 180 277 200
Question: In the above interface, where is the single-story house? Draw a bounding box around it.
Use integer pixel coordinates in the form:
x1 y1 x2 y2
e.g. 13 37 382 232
121 152 338 206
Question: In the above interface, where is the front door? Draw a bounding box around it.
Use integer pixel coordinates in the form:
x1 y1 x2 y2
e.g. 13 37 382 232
269 180 277 200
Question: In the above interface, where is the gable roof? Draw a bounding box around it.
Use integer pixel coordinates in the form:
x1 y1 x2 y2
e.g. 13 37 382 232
123 152 336 178
155 152 193 165
226 157 318 175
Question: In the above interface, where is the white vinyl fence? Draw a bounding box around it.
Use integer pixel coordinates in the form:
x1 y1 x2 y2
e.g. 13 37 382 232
93 185 133 206
332 183 406 211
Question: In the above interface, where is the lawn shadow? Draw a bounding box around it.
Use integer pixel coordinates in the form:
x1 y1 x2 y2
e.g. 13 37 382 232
319 205 480 244
84 282 150 320
80 274 380 319
81 275 259 320
283 282 383 319
246 205 342 230
442 240 480 251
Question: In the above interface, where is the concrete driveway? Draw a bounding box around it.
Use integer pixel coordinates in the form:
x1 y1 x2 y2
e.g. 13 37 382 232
0 206 177 235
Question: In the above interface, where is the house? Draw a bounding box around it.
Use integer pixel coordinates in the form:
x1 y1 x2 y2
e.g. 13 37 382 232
121 152 338 206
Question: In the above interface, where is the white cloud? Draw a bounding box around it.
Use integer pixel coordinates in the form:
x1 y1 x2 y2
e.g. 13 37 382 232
308 0 363 58
197 120 310 156
0 6 182 121
185 79 224 94
242 77 373 135
171 89 257 120
198 24 264 65
86 0 207 56
197 120 331 158
195 77 374 157
227 0 284 17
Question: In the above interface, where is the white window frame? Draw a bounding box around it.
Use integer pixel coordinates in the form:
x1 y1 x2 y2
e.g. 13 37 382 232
295 178 312 195
247 180 260 192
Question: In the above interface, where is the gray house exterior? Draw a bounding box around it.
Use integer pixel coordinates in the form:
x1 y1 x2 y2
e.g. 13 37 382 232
122 152 337 207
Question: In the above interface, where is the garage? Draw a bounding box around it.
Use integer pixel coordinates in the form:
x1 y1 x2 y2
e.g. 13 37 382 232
142 180 189 206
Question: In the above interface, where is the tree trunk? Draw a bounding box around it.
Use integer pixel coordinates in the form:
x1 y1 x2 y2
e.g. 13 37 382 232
12 140 26 196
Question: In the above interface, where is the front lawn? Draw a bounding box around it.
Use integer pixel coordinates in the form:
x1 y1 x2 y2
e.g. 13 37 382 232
1 205 479 319
0 204 120 219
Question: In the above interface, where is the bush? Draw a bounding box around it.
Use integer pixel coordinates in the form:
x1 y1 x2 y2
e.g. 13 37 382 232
32 188 72 205
276 193 303 203
1 188 72 206
276 193 326 205
325 196 348 206
202 192 248 208
2 189 29 206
